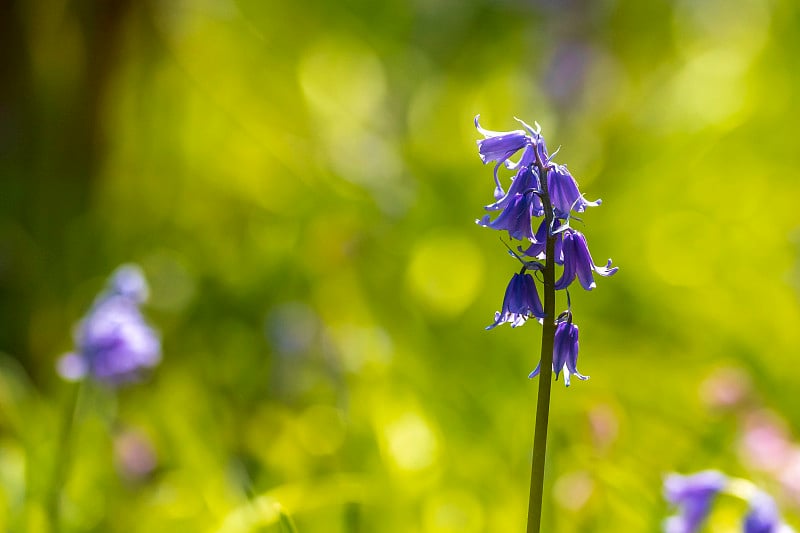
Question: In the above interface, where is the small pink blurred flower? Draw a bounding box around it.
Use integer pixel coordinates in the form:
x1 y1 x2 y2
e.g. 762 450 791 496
778 449 800 506
700 367 751 410
738 411 792 473
588 404 618 451
114 429 157 482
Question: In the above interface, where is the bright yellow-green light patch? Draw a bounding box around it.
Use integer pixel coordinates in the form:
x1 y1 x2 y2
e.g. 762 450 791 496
668 50 749 129
407 233 484 318
421 489 485 533
467 70 550 140
298 35 386 127
673 0 770 60
0 439 25 529
299 35 404 198
381 412 439 473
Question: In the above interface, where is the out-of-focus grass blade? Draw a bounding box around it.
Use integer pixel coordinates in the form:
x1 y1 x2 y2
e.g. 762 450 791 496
276 503 298 533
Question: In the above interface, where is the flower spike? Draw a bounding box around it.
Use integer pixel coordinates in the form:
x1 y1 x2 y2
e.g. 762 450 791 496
475 116 616 386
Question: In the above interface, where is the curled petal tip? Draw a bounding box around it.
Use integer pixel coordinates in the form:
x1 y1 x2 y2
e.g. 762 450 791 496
597 260 619 277
476 215 491 226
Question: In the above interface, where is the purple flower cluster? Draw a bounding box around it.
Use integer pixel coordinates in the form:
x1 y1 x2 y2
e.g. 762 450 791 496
664 471 727 533
57 265 161 386
663 471 792 533
475 115 617 385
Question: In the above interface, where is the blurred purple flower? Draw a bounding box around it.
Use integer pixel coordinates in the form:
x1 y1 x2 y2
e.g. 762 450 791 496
107 264 150 303
487 272 544 329
57 264 161 386
663 470 727 533
529 318 587 386
543 42 593 109
555 229 618 290
744 491 782 533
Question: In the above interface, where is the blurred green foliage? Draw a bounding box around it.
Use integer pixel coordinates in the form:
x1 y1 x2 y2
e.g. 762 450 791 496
1 0 800 531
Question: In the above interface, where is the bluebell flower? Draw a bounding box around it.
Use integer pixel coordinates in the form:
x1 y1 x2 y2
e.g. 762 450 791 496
477 191 539 242
744 491 782 533
483 145 543 217
554 229 618 290
487 272 544 329
547 164 601 217
529 318 587 386
519 219 565 264
663 470 727 533
475 115 529 165
475 115 531 199
513 117 552 165
57 265 161 386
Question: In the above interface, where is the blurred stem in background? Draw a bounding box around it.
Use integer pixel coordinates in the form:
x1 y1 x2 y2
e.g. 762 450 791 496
527 150 557 533
0 0 133 376
277 504 299 533
46 381 84 533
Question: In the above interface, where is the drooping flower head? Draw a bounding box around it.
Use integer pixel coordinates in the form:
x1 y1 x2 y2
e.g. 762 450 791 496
487 272 544 329
555 229 618 291
57 264 161 386
477 191 539 242
547 164 601 217
483 146 543 217
475 115 532 200
663 470 727 533
529 313 588 386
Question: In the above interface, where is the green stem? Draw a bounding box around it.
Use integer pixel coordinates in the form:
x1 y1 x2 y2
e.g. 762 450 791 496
47 380 83 533
526 152 556 533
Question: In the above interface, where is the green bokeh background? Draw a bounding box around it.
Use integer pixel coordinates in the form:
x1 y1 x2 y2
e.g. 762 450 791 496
1 0 799 531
